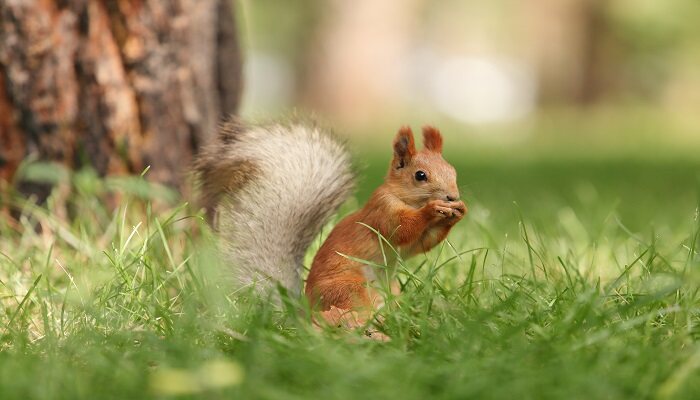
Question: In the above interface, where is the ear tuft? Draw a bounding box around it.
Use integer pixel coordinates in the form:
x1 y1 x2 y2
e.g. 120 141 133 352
392 126 416 169
422 126 443 153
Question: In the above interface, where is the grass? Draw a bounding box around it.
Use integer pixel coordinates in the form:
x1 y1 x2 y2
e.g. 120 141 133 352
1 143 700 399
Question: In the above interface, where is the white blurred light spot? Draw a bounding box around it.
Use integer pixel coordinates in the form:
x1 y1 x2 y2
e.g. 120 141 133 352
429 56 536 124
242 52 294 113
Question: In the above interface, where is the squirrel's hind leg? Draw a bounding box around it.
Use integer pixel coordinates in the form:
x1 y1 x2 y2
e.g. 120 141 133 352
314 306 390 342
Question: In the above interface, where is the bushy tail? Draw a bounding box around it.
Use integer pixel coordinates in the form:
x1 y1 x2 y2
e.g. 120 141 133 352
194 119 354 295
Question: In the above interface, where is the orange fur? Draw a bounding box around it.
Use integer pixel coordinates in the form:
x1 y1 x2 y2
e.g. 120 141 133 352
422 126 443 153
306 126 466 332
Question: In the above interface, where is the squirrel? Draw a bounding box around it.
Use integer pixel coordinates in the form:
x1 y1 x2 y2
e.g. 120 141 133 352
195 118 466 337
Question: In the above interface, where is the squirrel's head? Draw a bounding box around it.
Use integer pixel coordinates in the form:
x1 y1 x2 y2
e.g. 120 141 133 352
386 126 460 207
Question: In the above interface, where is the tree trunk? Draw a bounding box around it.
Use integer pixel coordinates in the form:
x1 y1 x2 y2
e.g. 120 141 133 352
0 0 242 195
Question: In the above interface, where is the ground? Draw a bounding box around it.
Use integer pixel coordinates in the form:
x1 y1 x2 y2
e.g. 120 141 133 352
1 115 699 399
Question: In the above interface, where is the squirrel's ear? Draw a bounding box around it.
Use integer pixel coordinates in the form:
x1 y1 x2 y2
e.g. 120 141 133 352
422 126 443 153
392 126 416 169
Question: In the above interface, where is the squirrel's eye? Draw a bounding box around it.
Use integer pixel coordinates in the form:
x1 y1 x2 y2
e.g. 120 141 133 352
415 170 427 181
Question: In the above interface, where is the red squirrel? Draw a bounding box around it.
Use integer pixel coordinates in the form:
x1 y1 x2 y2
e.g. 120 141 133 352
195 119 466 338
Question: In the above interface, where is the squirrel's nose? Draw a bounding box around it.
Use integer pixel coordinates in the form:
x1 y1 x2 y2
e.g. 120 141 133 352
446 194 459 202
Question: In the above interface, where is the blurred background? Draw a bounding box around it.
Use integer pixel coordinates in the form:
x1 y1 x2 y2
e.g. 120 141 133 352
1 0 699 236
240 0 700 132
238 0 700 234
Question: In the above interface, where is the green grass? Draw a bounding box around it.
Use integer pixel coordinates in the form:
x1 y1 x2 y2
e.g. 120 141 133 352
1 145 700 399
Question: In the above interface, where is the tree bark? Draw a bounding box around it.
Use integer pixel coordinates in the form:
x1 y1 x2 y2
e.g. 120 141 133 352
0 0 242 194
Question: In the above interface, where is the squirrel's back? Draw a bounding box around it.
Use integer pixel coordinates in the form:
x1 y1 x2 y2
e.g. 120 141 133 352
195 119 354 295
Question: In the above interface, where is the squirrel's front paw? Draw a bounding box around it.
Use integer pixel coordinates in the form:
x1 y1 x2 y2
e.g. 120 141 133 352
425 200 467 225
448 200 467 219
440 200 467 226
426 200 458 220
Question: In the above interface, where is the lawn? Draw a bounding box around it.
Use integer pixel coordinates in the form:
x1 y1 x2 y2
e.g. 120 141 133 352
1 128 699 399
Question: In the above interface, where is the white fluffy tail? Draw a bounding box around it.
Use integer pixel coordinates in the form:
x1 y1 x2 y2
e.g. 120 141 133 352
195 120 354 295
